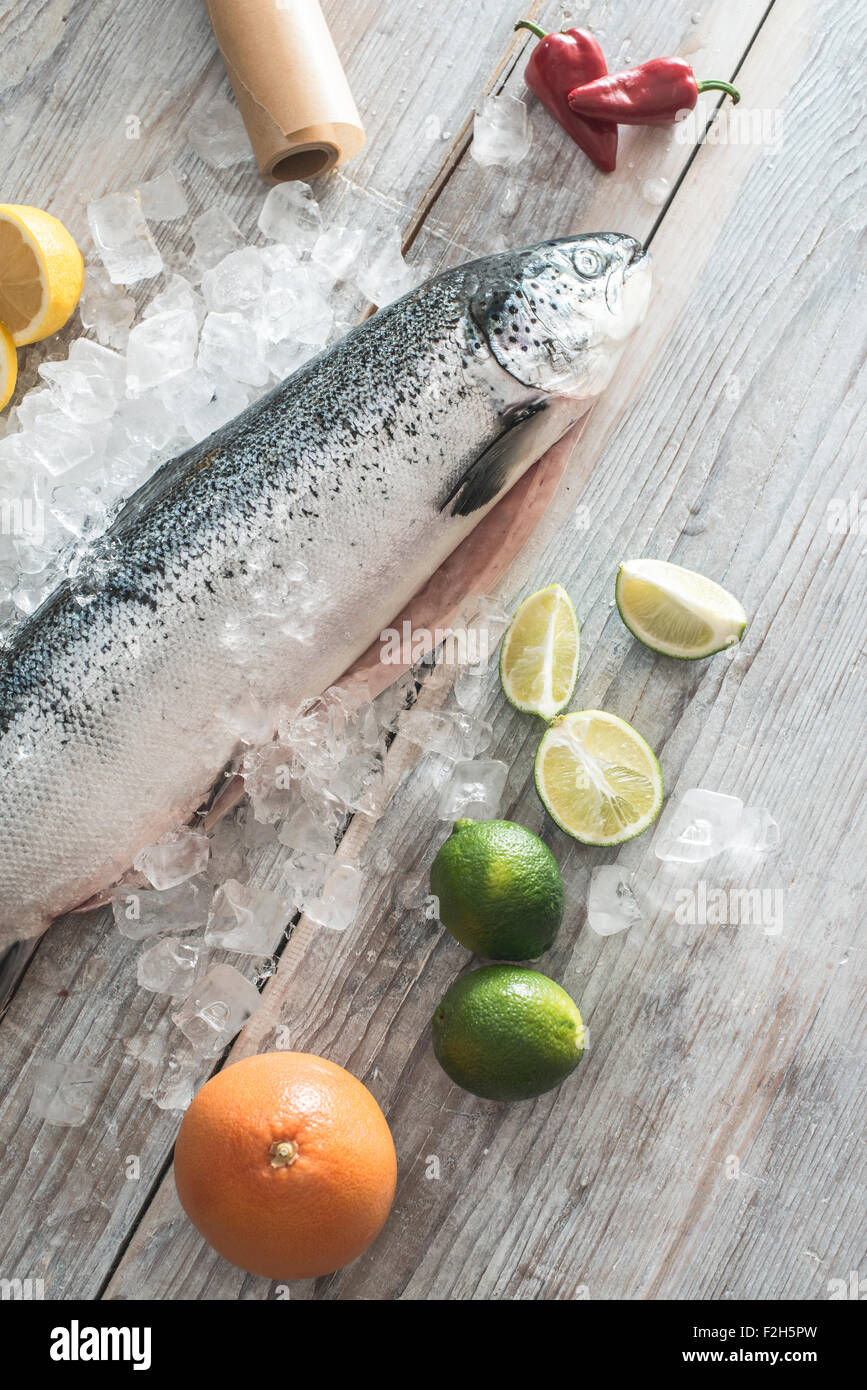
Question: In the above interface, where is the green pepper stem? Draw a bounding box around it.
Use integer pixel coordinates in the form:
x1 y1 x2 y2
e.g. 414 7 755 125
514 19 549 40
696 79 741 104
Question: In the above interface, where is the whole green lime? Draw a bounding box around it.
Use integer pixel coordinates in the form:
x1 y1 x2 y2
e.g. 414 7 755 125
429 818 564 960
432 965 585 1102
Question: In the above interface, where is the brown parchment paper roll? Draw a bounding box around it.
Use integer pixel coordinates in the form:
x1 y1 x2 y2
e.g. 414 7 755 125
203 0 365 182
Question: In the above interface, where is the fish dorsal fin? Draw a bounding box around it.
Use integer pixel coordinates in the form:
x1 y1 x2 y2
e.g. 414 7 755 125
440 399 549 517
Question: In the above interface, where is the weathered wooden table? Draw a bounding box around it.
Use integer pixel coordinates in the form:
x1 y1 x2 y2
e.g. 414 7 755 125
0 0 863 1300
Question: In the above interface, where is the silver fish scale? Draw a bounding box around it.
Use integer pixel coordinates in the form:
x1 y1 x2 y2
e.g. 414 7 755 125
0 236 649 945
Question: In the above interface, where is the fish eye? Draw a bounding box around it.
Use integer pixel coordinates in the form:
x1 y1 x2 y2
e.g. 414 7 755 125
573 248 605 278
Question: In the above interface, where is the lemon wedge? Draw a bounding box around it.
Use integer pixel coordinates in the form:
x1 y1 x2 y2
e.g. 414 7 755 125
616 558 746 660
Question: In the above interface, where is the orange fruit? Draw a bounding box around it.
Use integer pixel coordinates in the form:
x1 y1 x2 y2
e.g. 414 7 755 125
174 1051 397 1281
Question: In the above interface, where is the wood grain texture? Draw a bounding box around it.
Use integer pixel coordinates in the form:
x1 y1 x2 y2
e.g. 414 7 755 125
0 0 864 1301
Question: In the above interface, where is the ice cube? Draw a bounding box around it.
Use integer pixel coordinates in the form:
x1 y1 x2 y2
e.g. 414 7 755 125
242 742 296 823
355 225 419 307
191 207 244 273
137 936 205 996
262 337 316 381
587 866 643 936
330 751 385 814
167 365 249 442
78 265 135 349
133 827 210 890
30 411 109 479
138 170 188 222
189 96 252 169
51 483 110 538
116 392 179 452
198 311 270 388
87 190 162 284
39 339 126 424
398 707 492 759
201 247 266 314
28 1059 100 1126
141 1052 202 1111
144 274 206 327
653 788 744 864
172 964 261 1056
311 224 366 288
438 758 508 820
186 373 256 440
375 671 417 731
113 878 213 939
276 794 337 854
12 575 55 618
242 812 280 851
257 263 333 347
259 242 301 275
206 813 249 885
472 94 532 167
126 309 199 394
288 850 331 914
464 594 509 670
307 862 362 931
453 669 485 709
730 806 781 854
258 182 322 252
204 878 288 954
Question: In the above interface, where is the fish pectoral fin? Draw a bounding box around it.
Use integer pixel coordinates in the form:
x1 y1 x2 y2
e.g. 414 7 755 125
440 398 549 517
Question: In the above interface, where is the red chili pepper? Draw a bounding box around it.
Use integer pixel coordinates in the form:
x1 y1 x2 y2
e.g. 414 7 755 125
515 19 617 173
567 58 740 126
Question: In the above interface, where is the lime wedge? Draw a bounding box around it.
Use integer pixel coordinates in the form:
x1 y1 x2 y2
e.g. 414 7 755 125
499 584 579 720
534 709 663 845
616 558 746 660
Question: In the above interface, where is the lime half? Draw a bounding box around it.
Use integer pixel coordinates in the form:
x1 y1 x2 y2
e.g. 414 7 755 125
499 584 579 720
534 709 663 845
616 558 746 660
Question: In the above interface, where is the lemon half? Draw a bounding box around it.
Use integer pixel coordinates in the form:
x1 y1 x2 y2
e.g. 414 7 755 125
0 204 84 347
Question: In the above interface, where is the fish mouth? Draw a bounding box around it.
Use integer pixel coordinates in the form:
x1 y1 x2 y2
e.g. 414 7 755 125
607 238 652 335
622 238 650 279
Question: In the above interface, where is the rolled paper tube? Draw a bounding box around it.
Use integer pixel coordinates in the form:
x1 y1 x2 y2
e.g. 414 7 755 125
203 0 366 182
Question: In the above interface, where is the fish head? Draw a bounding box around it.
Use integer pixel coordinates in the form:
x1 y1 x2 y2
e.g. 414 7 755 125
465 233 651 400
